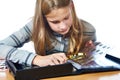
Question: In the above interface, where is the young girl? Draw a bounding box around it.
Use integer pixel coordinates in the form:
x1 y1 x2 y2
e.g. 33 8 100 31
0 0 96 67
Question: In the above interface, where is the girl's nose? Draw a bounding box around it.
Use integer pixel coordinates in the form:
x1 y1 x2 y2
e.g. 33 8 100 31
59 21 67 30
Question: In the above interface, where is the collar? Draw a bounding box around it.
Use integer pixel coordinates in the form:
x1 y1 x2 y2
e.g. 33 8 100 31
53 32 63 37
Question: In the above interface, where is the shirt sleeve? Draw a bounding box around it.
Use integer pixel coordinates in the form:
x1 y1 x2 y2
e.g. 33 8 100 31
80 19 97 50
0 20 37 66
82 19 97 42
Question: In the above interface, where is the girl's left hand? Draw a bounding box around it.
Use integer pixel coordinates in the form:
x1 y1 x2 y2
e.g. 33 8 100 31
82 40 96 54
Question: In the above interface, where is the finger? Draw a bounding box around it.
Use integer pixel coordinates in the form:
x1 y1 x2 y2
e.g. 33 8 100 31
51 57 60 65
58 53 68 61
48 55 61 65
55 55 65 64
48 61 56 66
53 53 67 64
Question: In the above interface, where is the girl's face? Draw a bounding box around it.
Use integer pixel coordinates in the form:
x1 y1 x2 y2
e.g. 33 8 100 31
46 6 73 35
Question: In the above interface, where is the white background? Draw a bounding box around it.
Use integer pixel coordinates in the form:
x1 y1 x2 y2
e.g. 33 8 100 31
0 0 120 48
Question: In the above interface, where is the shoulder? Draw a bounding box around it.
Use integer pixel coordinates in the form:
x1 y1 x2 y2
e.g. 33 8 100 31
80 19 97 44
81 19 96 33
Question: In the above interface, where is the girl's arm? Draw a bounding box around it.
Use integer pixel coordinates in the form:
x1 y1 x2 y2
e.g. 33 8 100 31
0 20 37 66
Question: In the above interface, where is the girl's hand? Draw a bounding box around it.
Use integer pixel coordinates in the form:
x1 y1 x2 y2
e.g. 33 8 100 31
32 53 67 67
82 40 95 52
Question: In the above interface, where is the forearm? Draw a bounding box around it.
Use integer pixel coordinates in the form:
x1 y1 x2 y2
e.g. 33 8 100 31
0 44 36 66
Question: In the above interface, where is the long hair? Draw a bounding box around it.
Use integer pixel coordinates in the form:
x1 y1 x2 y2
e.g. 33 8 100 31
32 0 83 55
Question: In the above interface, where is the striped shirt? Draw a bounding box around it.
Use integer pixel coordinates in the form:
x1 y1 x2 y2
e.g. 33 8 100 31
0 20 96 66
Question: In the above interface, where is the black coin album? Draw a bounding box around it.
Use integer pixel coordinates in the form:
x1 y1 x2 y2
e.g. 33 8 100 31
6 60 73 80
6 42 120 80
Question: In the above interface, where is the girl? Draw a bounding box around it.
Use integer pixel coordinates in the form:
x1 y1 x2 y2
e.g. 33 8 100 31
0 0 96 67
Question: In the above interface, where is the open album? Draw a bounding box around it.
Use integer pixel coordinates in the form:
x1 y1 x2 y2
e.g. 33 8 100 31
6 42 120 80
68 42 120 72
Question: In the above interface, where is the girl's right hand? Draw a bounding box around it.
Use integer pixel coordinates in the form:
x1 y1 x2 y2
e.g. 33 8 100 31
32 53 67 67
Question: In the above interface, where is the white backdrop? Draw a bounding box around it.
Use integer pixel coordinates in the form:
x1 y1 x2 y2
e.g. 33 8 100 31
0 0 120 48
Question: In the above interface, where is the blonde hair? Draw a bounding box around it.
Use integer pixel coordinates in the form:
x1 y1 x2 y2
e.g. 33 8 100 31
32 0 83 55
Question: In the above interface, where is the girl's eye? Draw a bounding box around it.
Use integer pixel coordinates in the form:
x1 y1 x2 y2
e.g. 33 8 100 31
51 21 60 24
64 16 69 20
64 14 70 20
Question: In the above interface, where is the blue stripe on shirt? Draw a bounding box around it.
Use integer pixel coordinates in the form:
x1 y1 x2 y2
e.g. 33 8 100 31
6 48 17 59
25 53 33 65
24 25 31 36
